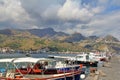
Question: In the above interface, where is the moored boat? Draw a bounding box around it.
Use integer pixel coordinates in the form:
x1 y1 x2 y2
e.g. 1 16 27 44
0 57 86 80
49 53 98 67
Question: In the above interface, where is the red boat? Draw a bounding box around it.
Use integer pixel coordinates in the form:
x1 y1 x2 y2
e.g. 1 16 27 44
0 57 86 80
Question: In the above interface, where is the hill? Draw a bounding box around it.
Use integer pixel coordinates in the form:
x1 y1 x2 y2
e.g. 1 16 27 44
0 28 119 53
64 32 85 42
103 35 119 42
28 28 69 37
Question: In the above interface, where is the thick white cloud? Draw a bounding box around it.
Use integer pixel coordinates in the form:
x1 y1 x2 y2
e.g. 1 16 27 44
87 11 120 38
0 0 30 22
0 0 119 40
64 10 120 40
42 5 61 21
32 0 120 40
59 9 120 40
41 0 104 22
57 0 93 22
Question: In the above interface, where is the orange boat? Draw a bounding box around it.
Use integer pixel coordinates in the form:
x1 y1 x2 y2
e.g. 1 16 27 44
0 57 86 80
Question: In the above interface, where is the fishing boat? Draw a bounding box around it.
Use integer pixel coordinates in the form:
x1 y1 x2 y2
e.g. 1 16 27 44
0 57 86 80
74 53 98 67
93 52 109 62
49 53 98 67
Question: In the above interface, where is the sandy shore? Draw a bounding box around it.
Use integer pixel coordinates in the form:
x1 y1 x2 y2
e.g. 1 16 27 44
85 54 120 80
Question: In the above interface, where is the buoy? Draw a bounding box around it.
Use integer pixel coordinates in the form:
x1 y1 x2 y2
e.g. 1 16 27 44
80 74 86 79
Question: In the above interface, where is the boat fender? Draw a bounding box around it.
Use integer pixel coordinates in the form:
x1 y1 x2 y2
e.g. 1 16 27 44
80 64 83 68
80 74 86 79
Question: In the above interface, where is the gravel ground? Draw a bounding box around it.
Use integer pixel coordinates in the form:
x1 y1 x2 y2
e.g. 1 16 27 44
99 55 120 80
85 54 120 80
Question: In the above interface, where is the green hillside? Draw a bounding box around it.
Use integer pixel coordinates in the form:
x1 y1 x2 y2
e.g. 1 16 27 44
0 29 119 53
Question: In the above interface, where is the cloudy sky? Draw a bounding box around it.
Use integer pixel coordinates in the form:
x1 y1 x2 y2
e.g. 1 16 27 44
0 0 120 39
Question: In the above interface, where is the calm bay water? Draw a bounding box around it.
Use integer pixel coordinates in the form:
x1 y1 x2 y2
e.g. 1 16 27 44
0 52 76 58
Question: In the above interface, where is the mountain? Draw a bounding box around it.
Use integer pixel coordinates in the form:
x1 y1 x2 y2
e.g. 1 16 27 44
0 28 119 42
27 28 68 38
0 29 14 35
0 28 68 39
28 28 56 37
88 36 98 40
64 32 85 42
0 28 119 52
103 35 119 42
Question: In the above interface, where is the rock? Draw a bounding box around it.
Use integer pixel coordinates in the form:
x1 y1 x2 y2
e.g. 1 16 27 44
93 75 99 80
98 70 106 77
95 71 100 75
103 63 111 68
89 73 95 77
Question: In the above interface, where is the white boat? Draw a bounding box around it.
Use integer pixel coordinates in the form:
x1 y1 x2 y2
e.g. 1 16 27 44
49 53 98 67
0 57 86 80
